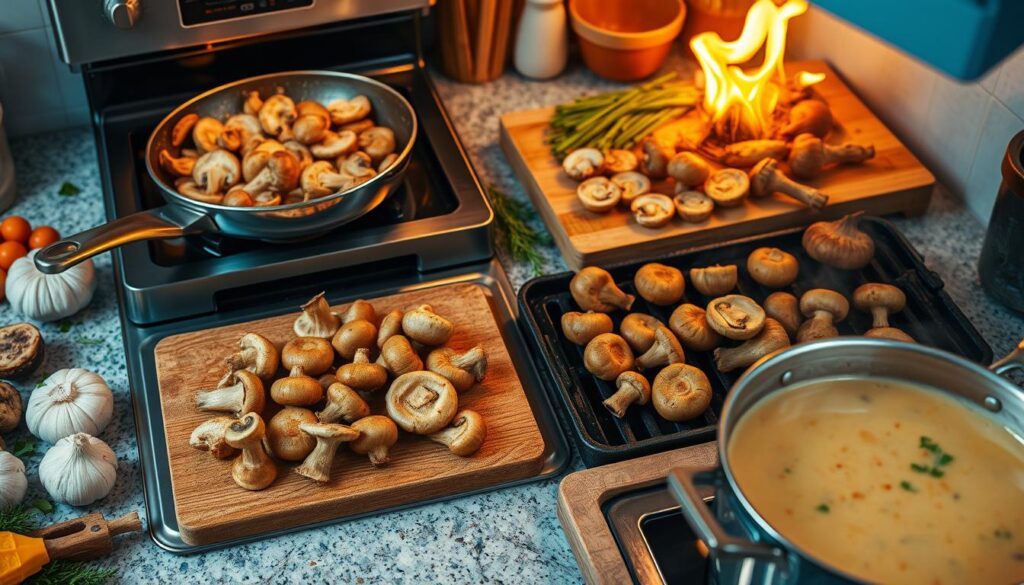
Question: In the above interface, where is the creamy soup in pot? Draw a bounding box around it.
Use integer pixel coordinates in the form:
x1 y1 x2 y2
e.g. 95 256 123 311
727 377 1024 585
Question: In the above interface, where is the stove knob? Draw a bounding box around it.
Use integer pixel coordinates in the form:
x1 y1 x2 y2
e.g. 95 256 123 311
104 0 141 29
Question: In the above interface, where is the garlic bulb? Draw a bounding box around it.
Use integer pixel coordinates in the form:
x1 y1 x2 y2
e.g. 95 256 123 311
27 368 114 444
0 451 27 510
39 433 117 506
6 250 97 322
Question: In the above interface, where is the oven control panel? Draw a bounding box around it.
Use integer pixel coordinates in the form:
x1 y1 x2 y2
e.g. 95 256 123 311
179 0 314 27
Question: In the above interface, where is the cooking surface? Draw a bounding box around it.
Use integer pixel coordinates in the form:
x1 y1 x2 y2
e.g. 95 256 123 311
4 48 1023 581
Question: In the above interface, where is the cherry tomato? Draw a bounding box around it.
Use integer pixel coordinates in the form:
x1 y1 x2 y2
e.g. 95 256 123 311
28 226 60 250
0 241 27 271
0 216 31 244
0 269 6 303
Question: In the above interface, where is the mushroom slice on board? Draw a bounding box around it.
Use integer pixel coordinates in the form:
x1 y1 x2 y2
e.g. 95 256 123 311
562 148 604 181
327 95 372 126
673 190 715 223
259 94 297 136
192 150 241 196
704 168 749 207
386 371 459 435
610 171 651 205
189 416 237 459
429 410 487 457
576 177 621 213
706 295 766 341
631 194 675 228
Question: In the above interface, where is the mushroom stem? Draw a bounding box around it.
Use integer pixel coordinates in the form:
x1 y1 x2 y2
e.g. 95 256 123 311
317 383 370 423
295 422 359 482
870 306 890 329
195 382 243 412
750 158 828 209
224 414 277 491
429 410 487 457
714 319 791 372
603 371 651 418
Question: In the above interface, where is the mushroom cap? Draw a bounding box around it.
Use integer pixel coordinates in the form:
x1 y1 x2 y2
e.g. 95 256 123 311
690 264 738 297
193 149 241 195
332 320 378 360
358 126 397 162
317 382 370 423
630 194 675 228
337 348 389 392
620 313 663 354
377 334 423 377
192 116 225 153
270 367 325 406
673 190 715 223
706 295 767 340
635 326 686 370
669 304 724 352
562 148 604 181
266 407 318 461
230 332 279 380
641 138 673 179
0 382 22 433
746 247 800 288
350 415 399 465
799 289 850 321
298 421 360 442
704 168 749 207
426 346 488 392
802 213 876 270
311 130 358 159
667 152 711 187
340 151 376 178
235 369 266 415
225 412 266 447
428 409 487 457
853 283 906 314
570 266 635 313
577 177 622 213
610 171 651 204
583 333 635 381
281 337 335 376
327 95 372 126
634 263 685 306
763 292 802 337
386 371 459 435
258 94 297 136
603 149 639 173
377 309 404 348
294 292 342 338
652 364 712 422
292 100 331 145
171 113 199 148
343 300 378 325
401 305 455 347
560 311 614 346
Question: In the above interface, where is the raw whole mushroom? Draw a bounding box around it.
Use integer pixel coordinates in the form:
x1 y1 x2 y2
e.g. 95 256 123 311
402 304 455 347
610 172 651 205
385 371 459 435
293 292 341 338
667 152 711 188
427 346 488 392
570 266 634 313
429 410 487 457
295 422 359 483
350 416 399 466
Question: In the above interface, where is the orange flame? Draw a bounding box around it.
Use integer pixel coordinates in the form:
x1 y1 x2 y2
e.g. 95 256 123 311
690 0 820 142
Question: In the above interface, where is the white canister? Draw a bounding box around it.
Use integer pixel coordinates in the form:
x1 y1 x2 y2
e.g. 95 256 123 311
0 102 15 213
513 0 569 80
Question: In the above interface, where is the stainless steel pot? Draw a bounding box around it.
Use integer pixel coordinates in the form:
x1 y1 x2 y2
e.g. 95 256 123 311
34 70 417 274
668 337 1024 584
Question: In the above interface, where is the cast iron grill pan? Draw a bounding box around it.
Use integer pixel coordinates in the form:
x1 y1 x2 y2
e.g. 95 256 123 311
519 217 992 467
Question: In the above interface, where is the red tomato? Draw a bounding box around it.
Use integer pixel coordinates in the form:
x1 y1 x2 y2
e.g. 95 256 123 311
28 226 60 250
0 241 27 271
0 216 31 243
0 269 6 303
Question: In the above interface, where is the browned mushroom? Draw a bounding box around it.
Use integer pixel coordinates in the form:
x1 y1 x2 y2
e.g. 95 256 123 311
652 364 712 422
690 265 738 297
427 346 488 392
336 348 388 392
714 318 790 372
634 263 685 305
620 313 663 354
583 333 635 381
763 292 802 338
281 337 335 377
603 371 651 418
561 311 614 346
350 415 399 466
796 289 849 342
224 413 277 491
669 304 723 352
429 409 487 457
635 327 685 370
570 267 634 312
706 295 766 340
332 319 378 360
746 247 799 288
853 283 915 342
749 158 828 209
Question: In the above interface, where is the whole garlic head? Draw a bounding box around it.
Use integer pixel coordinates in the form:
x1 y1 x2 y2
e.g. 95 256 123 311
27 368 114 444
39 433 117 506
0 451 27 510
6 250 97 322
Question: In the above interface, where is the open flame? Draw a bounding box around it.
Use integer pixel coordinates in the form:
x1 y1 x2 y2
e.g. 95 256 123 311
690 0 823 142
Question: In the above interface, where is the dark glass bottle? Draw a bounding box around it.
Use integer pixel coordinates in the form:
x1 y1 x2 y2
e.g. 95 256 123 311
979 130 1024 312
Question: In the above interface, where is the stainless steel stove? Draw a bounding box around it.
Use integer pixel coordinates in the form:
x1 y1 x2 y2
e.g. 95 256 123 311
47 0 568 553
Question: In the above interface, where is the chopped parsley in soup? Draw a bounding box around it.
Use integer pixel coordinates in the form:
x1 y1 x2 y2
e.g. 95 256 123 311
727 377 1024 585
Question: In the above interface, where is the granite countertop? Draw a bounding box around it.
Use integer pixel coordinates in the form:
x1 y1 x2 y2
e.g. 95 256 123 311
2 56 1022 584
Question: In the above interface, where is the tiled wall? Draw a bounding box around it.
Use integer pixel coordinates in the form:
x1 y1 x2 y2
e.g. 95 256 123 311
0 0 88 136
788 6 1024 223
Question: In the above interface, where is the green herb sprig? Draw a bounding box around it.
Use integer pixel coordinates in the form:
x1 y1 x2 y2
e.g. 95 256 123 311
909 436 955 478
58 182 81 197
486 186 552 277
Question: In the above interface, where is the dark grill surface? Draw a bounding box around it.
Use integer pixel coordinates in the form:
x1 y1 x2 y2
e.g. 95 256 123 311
519 217 992 467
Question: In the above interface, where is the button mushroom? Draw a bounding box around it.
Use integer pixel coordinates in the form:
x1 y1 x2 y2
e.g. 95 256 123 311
669 304 723 352
189 416 237 459
339 151 376 180
631 194 675 228
402 305 454 347
746 247 800 288
635 326 685 370
788 133 875 179
853 283 914 342
271 366 325 406
283 140 313 171
258 94 297 136
577 176 622 213
378 153 399 173
242 150 300 195
350 415 399 466
610 171 651 205
704 168 749 208
192 117 225 153
192 149 241 196
570 267 635 312
706 295 766 340
171 113 199 148
641 138 673 179
175 177 222 204
796 288 849 342
332 320 378 360
620 313 663 354
327 95 372 126
427 346 487 393
690 265 738 296
342 300 377 325
300 160 354 197
749 158 828 210
714 318 791 372
295 421 360 483
358 127 396 162
667 152 711 188
310 130 358 160
802 213 875 270
386 371 459 435
318 369 338 390
634 262 685 306
377 309 404 348
673 190 715 223
218 114 263 152
562 148 604 181
293 292 342 338
561 311 614 346
281 336 334 377
291 100 331 145
763 292 802 338
224 333 279 381
652 364 712 422
376 335 423 377
196 369 265 416
317 383 370 424
429 409 487 457
159 149 195 177
604 149 639 173
224 413 277 491
720 139 789 167
0 382 22 433
337 348 388 393
223 189 255 207
266 407 318 461
583 333 635 381
603 371 651 418
778 100 833 140
243 139 286 182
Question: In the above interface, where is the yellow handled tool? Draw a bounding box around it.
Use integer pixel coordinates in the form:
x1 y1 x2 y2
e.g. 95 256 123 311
0 512 141 585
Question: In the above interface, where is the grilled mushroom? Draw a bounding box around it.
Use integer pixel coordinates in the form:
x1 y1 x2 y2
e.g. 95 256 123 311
0 382 22 433
720 139 789 167
620 313 662 354
796 289 849 342
690 265 737 296
652 364 712 422
635 326 685 370
634 263 685 305
788 133 874 179
669 304 723 352
714 318 790 372
583 333 634 381
570 267 634 312
561 311 614 346
706 295 766 341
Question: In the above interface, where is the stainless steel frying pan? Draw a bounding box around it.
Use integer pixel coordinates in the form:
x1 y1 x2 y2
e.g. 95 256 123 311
35 71 417 274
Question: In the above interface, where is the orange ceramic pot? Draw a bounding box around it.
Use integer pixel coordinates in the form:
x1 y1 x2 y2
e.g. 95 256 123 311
568 0 686 82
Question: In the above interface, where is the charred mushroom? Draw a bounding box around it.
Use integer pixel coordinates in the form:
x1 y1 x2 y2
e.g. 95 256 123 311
342 300 377 325
294 292 342 338
190 416 237 459
652 364 712 422
749 158 828 209
620 313 663 354
171 113 199 148
689 265 738 296
402 305 454 346
266 407 318 461
0 323 44 380
358 127 396 162
377 309 404 348
224 413 277 491
763 292 802 338
259 94 297 136
604 149 639 173
332 320 378 360
802 213 875 270
704 168 749 207
853 283 914 342
242 150 300 195
196 369 265 416
635 327 685 370
603 371 651 418
193 150 241 196
159 149 195 177
631 194 675 228
337 348 388 393
427 346 488 392
270 366 325 406
376 335 424 377
292 101 331 145
429 410 487 457
310 130 358 160
796 289 849 342
611 171 651 205
634 262 685 306
669 304 724 352
295 421 360 483
720 139 790 168
778 100 833 140
746 247 799 288
0 382 21 433
560 311 614 346
673 190 715 223
562 148 604 181
667 152 711 188
327 95 372 126
192 117 225 153
350 415 399 466
577 177 621 213
642 138 673 179
385 371 459 435
583 333 635 381
714 318 791 372
224 333 279 381
706 295 766 341
317 383 370 424
281 337 335 376
788 133 875 179
570 267 634 312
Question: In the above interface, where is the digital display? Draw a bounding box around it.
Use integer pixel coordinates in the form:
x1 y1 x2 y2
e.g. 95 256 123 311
179 0 314 27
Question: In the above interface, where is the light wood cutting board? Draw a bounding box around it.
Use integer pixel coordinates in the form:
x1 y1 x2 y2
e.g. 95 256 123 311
155 282 548 545
499 60 935 270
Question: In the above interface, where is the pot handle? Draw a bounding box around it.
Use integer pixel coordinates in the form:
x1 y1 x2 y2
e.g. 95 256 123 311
668 466 788 568
990 340 1024 376
34 207 207 274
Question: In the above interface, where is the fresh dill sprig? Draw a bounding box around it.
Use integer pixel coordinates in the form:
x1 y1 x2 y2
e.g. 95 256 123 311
0 504 41 534
486 186 553 277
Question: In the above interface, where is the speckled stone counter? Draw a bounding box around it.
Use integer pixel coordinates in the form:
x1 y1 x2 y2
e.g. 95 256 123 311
2 58 1022 584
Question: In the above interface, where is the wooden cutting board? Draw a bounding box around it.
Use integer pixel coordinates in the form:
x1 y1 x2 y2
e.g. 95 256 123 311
155 282 548 546
499 60 935 270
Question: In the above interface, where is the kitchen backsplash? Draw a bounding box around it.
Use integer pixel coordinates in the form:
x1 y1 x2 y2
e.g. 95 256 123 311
0 1 1022 223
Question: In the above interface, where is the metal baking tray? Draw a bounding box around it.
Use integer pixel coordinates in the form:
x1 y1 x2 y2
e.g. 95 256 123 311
121 259 570 553
519 217 992 467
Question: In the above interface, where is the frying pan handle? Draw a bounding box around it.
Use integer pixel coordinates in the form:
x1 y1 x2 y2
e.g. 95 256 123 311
990 339 1024 376
34 208 205 274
